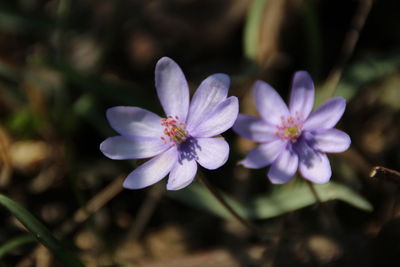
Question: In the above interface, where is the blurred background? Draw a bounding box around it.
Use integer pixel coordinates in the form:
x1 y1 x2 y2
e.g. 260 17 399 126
1 0 400 266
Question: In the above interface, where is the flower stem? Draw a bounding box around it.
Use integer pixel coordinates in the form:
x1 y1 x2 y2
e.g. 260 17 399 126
197 171 262 237
306 180 322 203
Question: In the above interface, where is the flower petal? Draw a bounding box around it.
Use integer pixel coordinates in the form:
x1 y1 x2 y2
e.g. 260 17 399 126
233 114 278 142
239 139 286 169
289 71 314 119
312 129 351 153
186 74 229 131
303 97 346 131
123 147 178 189
100 136 169 160
190 96 238 138
107 106 164 137
253 80 289 125
268 147 298 184
167 159 198 190
155 57 189 121
195 137 229 170
296 140 331 184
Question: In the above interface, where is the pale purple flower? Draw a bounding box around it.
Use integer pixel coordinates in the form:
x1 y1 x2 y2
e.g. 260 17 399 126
100 57 238 190
233 71 351 184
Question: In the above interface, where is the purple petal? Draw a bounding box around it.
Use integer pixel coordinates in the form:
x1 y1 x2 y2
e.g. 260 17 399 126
190 96 238 138
233 114 278 142
155 57 189 121
253 80 289 125
100 136 169 160
107 107 164 137
296 140 331 184
239 139 286 169
123 147 178 189
289 71 314 119
195 137 229 170
167 159 198 190
303 97 346 130
267 147 298 184
186 74 229 131
312 129 351 153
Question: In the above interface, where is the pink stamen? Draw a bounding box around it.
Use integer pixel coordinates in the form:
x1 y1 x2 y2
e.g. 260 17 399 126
275 115 303 142
160 115 188 144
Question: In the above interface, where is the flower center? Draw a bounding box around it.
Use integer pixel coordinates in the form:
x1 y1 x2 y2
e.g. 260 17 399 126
161 115 188 145
275 115 303 142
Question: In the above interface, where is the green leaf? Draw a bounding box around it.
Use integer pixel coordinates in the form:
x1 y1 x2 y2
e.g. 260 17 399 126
168 182 251 219
334 51 400 101
315 50 400 105
169 180 372 221
0 194 85 267
0 235 36 259
243 0 269 61
252 181 373 219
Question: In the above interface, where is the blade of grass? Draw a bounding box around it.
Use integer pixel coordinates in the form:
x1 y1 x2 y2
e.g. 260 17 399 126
0 235 36 259
0 194 85 267
243 0 269 61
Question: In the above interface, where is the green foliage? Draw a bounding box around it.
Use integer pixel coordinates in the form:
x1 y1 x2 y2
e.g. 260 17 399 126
251 180 372 219
335 51 400 100
243 0 269 61
6 109 42 139
0 194 85 267
0 235 35 259
168 182 251 219
169 179 372 220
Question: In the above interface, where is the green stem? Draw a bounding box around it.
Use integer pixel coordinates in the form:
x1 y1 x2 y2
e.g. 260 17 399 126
306 180 322 203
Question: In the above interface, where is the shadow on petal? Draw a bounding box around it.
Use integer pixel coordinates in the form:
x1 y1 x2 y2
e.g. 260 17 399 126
177 136 201 163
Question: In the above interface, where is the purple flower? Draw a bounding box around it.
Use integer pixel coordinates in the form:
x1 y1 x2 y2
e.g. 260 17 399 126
233 71 351 184
100 57 238 190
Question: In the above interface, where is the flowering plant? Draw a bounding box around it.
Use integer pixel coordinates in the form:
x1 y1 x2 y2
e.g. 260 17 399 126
233 71 351 184
100 57 238 190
